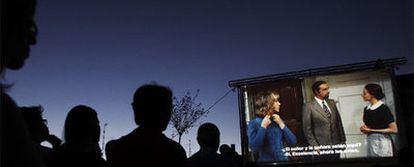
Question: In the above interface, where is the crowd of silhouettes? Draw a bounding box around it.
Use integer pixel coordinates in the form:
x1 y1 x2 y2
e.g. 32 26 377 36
11 85 243 167
0 1 241 167
2 0 413 167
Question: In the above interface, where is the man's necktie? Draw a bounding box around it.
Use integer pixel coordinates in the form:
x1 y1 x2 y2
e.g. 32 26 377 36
322 101 331 118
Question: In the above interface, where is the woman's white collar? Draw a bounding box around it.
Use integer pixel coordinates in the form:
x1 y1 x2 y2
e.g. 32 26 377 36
367 101 384 110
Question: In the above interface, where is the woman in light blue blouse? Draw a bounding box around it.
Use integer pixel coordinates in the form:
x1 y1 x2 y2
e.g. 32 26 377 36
248 91 296 162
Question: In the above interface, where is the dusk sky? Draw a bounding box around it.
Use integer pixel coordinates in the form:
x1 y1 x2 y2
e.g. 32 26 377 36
5 0 413 156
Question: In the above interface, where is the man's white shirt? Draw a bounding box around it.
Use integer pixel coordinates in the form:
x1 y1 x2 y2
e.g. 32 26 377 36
314 96 332 113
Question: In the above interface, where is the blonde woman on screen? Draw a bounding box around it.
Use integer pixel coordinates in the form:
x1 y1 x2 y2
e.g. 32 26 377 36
248 91 296 162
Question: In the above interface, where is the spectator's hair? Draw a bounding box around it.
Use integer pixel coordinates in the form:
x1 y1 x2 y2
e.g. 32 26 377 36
64 105 100 144
132 84 172 131
254 91 279 118
312 80 327 95
20 105 44 124
364 83 385 100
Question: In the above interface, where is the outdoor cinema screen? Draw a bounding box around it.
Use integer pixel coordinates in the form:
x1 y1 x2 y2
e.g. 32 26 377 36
240 69 402 164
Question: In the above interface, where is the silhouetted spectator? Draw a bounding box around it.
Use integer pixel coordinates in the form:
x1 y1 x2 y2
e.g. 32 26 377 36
105 84 187 167
219 144 242 167
20 105 62 166
1 0 43 166
188 123 227 167
50 105 105 167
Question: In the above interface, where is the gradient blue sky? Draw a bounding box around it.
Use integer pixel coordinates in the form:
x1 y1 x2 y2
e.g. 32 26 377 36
5 0 413 156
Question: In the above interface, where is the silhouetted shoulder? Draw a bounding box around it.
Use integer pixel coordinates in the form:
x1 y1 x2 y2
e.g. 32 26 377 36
104 139 119 159
162 136 187 156
160 136 187 167
50 147 106 167
105 128 186 167
105 129 140 152
187 149 225 167
105 139 118 150
1 92 44 167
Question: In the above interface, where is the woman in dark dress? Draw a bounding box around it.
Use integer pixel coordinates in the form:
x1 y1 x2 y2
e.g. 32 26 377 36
360 84 398 157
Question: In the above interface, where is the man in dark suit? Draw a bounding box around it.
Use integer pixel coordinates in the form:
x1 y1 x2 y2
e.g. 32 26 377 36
105 84 187 167
302 81 346 160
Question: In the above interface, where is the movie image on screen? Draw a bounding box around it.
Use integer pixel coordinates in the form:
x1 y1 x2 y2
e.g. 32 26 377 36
241 70 401 164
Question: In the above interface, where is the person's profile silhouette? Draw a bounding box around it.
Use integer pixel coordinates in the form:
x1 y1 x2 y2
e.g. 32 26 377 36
105 84 187 167
1 0 43 166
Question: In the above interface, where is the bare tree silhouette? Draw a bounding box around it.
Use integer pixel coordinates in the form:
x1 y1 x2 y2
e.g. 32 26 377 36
170 90 207 144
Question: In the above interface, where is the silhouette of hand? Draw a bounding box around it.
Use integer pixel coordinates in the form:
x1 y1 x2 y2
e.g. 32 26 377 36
261 115 272 128
46 135 62 149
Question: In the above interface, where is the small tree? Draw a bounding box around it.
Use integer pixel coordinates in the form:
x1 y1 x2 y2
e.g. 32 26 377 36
170 90 207 144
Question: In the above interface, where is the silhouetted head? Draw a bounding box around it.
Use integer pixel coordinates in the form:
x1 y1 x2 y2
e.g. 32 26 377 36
132 84 173 132
312 80 330 100
20 105 49 144
197 123 220 151
64 105 100 144
362 83 385 101
1 0 37 72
